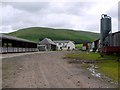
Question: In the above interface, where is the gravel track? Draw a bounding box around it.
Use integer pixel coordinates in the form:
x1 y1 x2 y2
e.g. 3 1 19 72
2 51 117 88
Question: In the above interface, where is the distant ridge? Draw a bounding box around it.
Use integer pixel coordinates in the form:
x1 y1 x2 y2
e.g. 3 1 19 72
7 27 100 44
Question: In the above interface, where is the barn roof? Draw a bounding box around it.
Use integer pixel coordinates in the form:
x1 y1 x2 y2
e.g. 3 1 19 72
0 34 37 44
112 31 120 35
39 38 56 45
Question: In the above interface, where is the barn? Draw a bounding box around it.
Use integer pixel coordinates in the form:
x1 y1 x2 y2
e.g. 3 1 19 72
101 31 120 54
0 34 38 53
38 38 57 51
99 14 120 54
89 39 100 52
82 42 89 51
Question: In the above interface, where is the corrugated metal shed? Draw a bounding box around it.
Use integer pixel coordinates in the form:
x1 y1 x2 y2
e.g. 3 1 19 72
113 31 120 46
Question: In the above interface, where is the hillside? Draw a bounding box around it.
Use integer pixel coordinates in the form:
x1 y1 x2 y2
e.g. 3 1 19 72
7 27 100 44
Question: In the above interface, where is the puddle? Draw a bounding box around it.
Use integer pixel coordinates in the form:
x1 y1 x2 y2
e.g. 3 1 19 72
87 64 101 78
87 64 118 85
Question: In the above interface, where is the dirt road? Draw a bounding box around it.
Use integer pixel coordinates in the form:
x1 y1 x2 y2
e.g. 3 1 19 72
2 51 117 88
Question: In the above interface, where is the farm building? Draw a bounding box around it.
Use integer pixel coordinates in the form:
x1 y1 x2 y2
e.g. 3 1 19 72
99 14 120 54
101 31 120 53
38 38 56 51
89 39 100 52
89 31 120 53
113 31 120 46
53 40 75 50
0 34 38 53
104 31 120 47
82 42 89 51
82 14 120 54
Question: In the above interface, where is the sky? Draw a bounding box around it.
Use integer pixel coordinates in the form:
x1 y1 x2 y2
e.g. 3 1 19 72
0 0 119 33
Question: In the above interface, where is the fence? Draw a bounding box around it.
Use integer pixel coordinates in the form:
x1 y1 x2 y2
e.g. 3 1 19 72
0 47 38 53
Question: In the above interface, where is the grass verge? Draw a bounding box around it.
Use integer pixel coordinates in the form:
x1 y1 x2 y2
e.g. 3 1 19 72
65 52 119 82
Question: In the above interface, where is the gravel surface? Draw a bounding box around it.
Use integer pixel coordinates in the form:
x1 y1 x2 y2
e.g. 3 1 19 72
2 51 117 88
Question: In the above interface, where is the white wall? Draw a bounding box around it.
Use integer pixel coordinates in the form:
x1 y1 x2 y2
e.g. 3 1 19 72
55 41 75 50
67 41 75 50
91 42 95 48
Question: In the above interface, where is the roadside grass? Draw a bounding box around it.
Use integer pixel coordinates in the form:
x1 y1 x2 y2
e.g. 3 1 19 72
96 60 118 81
65 52 119 82
66 52 101 60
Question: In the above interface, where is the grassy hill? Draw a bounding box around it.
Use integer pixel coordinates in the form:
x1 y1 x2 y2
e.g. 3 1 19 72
7 27 100 44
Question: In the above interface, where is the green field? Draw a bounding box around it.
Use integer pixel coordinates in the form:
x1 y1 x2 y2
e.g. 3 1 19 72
75 44 83 50
7 27 100 43
66 52 119 82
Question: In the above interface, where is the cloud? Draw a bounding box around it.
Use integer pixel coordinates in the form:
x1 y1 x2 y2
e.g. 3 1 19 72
106 4 118 32
1 0 119 33
2 2 49 12
0 25 17 33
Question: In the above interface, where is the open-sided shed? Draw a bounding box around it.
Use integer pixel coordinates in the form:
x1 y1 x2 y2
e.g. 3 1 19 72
0 34 38 53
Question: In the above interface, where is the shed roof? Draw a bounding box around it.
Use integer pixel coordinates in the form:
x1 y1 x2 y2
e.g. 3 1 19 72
39 38 56 45
0 34 37 44
112 31 120 35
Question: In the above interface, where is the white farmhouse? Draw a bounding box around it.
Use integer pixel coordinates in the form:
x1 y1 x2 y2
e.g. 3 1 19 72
53 40 75 50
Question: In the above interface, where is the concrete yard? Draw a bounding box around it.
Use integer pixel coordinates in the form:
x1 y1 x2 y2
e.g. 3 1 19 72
2 51 117 88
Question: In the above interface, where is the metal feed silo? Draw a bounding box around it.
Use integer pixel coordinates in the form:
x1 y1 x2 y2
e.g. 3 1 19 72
100 14 112 47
